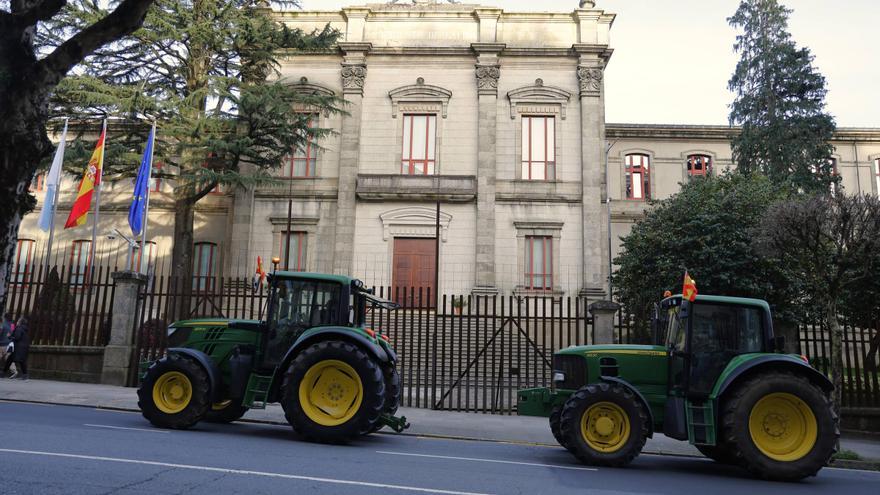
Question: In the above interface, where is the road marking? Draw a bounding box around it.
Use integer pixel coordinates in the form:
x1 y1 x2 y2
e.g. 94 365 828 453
0 448 493 495
376 450 598 472
85 424 169 434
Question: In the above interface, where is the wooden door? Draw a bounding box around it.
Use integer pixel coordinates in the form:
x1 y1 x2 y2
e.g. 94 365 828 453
392 238 436 308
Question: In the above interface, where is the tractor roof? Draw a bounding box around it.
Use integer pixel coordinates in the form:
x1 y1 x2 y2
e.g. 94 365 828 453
272 271 356 285
662 294 770 312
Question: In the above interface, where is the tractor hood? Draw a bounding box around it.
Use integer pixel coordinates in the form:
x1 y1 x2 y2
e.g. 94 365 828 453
556 344 667 357
171 318 262 331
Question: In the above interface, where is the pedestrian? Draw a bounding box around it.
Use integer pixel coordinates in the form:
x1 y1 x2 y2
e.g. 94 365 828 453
0 312 12 372
4 316 30 380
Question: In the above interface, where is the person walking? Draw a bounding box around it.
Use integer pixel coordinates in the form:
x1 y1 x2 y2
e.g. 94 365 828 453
0 313 12 372
4 316 30 380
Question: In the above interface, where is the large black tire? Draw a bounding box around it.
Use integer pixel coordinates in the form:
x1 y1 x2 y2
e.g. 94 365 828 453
696 442 738 465
204 401 249 423
138 353 211 429
369 363 401 433
559 383 649 467
550 405 574 453
720 371 838 481
281 340 385 444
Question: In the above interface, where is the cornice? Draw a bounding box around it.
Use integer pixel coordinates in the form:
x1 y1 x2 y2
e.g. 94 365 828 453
606 123 880 142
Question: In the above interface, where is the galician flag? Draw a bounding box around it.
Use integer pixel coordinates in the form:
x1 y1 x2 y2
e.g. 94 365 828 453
682 271 698 302
38 119 68 232
128 124 155 237
64 127 106 229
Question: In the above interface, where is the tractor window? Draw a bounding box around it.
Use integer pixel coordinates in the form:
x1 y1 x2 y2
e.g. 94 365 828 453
688 303 765 396
666 307 685 351
265 279 342 367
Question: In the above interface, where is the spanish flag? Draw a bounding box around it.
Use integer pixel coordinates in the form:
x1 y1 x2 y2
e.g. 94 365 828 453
64 127 106 229
252 256 266 291
682 271 697 302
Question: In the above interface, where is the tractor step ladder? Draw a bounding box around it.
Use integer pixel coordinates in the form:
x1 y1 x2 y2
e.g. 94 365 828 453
243 374 274 409
686 399 717 446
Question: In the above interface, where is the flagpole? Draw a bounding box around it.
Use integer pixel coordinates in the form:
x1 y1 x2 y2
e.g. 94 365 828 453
45 117 68 276
139 121 156 274
90 118 107 278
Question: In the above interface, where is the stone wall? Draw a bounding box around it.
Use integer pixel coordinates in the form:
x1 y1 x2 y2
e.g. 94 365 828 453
26 345 105 383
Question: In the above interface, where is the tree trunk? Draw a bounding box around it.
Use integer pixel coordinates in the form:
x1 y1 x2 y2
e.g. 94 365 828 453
826 304 844 418
171 198 195 321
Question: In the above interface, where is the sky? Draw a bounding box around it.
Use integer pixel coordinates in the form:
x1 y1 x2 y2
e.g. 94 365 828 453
299 0 879 127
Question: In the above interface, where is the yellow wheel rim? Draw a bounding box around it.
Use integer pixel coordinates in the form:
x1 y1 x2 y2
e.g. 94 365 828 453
298 359 363 427
212 400 232 411
580 401 631 453
152 371 192 414
749 392 818 462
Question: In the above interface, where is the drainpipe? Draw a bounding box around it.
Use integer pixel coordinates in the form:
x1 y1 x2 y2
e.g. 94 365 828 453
605 139 618 299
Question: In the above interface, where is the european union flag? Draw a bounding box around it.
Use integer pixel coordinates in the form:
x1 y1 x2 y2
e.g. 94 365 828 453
128 124 155 237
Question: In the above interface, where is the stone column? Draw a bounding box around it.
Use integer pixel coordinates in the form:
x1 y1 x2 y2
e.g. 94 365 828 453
576 51 609 300
101 271 147 386
332 42 370 275
590 300 620 344
471 43 504 295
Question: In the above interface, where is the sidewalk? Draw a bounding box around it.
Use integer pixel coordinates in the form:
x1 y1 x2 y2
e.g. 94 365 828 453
1 378 877 461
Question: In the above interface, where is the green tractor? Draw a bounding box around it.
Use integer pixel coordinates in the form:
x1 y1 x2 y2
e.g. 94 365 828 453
137 271 408 443
517 294 838 481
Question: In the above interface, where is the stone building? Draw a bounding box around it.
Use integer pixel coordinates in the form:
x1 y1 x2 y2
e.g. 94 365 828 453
12 1 880 302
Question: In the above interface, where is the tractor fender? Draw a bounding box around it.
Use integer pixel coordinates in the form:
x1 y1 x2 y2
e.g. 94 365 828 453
167 347 223 403
713 354 833 401
268 327 390 402
599 376 655 437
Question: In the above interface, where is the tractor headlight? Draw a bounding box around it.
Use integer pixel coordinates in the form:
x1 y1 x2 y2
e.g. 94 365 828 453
553 372 566 383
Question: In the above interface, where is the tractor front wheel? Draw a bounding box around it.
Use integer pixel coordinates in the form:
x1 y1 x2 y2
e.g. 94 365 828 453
204 401 249 423
721 371 838 481
281 340 385 444
550 405 573 453
559 383 648 467
137 354 211 429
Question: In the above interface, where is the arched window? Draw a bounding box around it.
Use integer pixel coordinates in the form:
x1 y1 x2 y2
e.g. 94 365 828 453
687 154 712 178
625 154 651 200
193 242 218 292
12 239 35 286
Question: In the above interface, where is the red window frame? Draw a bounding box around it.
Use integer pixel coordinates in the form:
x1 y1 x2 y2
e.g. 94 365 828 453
193 242 217 292
625 154 651 200
29 172 46 192
687 154 712 177
286 113 318 178
11 239 35 286
401 114 437 175
279 231 307 271
129 241 157 273
70 240 92 286
149 162 162 193
521 116 556 181
525 236 553 290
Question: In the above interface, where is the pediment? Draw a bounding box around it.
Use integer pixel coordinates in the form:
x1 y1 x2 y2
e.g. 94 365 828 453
389 78 452 118
507 79 571 119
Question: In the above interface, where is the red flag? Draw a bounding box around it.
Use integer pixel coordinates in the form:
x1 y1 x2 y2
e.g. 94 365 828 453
252 256 266 291
682 271 697 302
64 128 106 229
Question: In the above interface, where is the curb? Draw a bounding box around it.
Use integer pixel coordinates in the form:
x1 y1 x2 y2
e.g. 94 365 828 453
830 459 880 472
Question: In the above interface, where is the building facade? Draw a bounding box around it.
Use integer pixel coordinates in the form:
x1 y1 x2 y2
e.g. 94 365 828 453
12 1 880 301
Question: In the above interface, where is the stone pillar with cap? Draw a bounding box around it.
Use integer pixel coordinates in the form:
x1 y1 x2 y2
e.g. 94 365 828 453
101 271 148 386
590 300 621 344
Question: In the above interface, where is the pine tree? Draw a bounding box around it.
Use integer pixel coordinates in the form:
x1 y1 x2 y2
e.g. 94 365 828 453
0 0 156 313
39 1 342 317
728 0 836 194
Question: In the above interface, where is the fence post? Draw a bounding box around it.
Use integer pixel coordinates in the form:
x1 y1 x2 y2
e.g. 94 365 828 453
101 271 147 386
589 300 620 344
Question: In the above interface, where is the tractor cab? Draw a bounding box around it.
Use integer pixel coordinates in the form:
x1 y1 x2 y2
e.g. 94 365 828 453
656 295 774 398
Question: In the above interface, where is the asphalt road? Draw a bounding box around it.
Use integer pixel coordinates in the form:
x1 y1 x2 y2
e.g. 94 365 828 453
0 401 877 495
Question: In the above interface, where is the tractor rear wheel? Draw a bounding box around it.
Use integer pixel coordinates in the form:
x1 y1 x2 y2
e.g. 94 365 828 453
721 371 838 481
204 401 249 423
559 383 648 467
281 340 385 444
138 353 211 429
369 363 401 433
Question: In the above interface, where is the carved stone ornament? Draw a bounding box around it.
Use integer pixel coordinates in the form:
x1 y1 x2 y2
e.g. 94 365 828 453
475 65 500 94
577 66 603 97
341 65 367 93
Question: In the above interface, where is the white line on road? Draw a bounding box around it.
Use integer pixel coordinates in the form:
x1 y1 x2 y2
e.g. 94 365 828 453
84 424 169 434
0 448 493 495
376 450 598 472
